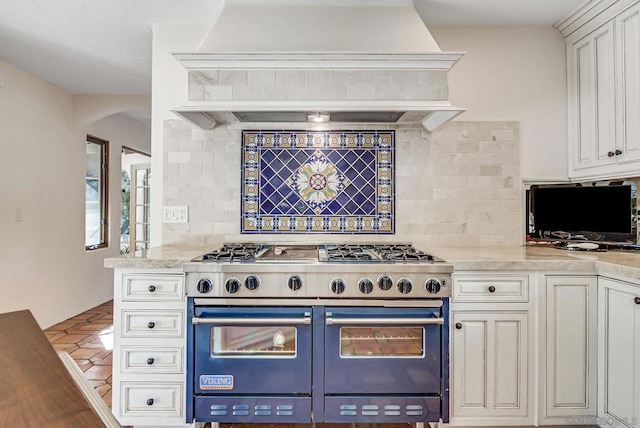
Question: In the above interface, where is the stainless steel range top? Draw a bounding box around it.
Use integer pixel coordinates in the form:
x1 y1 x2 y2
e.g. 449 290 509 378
184 243 452 300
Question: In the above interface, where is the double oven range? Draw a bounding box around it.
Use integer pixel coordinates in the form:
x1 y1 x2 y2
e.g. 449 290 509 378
184 243 452 425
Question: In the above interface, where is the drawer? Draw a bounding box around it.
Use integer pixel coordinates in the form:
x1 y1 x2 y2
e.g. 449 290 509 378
121 346 183 374
119 382 183 418
121 310 184 338
122 274 184 301
453 274 529 302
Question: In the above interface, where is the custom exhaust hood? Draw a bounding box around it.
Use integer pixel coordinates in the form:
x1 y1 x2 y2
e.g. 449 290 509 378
172 0 465 132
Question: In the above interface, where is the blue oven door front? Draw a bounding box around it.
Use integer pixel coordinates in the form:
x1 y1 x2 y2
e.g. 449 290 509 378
192 306 312 395
323 306 443 395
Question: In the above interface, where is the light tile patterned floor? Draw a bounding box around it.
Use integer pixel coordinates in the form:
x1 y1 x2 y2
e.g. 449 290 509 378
44 300 114 407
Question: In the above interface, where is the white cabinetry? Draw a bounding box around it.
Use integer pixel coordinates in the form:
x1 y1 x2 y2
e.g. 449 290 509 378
540 276 597 424
113 270 191 428
566 1 640 180
567 21 616 176
450 273 533 426
614 3 640 170
598 276 640 427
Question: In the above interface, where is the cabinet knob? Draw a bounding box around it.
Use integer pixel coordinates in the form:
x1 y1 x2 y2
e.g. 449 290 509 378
634 297 640 305
147 321 155 329
608 151 615 157
146 358 155 365
148 285 156 292
146 398 154 406
615 149 622 156
455 323 463 329
488 285 496 293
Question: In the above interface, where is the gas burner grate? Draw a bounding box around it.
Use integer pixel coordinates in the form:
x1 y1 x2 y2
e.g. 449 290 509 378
381 252 435 262
373 245 435 262
323 245 377 261
201 244 265 262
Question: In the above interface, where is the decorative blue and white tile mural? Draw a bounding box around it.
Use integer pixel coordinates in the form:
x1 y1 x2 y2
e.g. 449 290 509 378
241 130 395 234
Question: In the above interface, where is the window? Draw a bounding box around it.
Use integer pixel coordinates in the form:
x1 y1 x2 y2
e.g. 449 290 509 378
86 135 108 250
120 146 151 256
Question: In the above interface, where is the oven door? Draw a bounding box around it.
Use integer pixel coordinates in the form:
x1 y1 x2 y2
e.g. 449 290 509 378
324 306 443 394
192 306 312 395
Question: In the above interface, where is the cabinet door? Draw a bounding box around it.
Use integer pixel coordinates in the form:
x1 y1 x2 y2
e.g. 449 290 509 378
568 21 616 175
451 312 529 421
544 276 597 419
598 278 640 428
615 3 640 166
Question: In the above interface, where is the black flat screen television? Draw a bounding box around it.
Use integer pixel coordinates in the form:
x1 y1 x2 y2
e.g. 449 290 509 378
528 183 637 244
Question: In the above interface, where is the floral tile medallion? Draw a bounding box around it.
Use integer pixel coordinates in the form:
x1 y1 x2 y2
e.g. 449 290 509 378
241 130 395 234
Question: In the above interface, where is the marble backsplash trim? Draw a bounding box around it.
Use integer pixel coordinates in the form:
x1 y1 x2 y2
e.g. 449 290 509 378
188 70 449 102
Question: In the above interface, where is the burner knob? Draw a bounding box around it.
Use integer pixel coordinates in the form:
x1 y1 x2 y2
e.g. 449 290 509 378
359 278 374 294
330 279 346 294
397 278 413 294
245 275 260 290
425 278 442 294
378 275 393 290
225 278 241 294
196 278 213 294
288 275 303 291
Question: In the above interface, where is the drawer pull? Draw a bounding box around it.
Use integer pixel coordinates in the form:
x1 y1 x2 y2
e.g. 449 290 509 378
608 151 615 157
147 322 156 329
615 149 622 156
146 398 154 406
488 286 496 293
455 323 463 329
634 297 640 305
146 358 155 365
148 285 157 292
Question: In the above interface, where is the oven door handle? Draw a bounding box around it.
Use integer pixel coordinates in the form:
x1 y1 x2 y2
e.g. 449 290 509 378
192 316 311 325
325 316 444 325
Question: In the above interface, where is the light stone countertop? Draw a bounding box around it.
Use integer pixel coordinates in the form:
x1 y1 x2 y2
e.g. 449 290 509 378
104 245 217 269
104 243 640 281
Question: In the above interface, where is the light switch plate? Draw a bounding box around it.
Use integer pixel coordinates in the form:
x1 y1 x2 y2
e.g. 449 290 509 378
163 206 188 223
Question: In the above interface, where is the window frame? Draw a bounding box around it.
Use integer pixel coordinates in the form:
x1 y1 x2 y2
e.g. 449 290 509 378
85 135 109 251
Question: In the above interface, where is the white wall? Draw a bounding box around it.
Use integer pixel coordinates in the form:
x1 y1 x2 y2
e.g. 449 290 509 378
0 60 150 328
430 25 569 182
151 23 210 247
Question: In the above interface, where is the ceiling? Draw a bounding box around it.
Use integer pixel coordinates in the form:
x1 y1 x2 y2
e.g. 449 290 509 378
0 0 585 107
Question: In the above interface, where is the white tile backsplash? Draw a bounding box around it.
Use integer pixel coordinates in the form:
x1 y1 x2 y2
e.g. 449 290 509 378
171 67 520 247
276 70 304 86
204 85 232 100
219 71 247 85
247 70 276 85
163 120 522 247
233 85 263 100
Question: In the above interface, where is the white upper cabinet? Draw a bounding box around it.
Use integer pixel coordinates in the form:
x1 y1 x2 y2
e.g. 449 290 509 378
564 1 640 180
615 4 640 168
568 21 616 174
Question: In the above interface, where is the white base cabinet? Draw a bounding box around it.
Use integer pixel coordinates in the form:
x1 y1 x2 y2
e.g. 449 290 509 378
598 276 640 428
112 269 193 428
451 311 529 422
449 273 533 426
540 276 597 424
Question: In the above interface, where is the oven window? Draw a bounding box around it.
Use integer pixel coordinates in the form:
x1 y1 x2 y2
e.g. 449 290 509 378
211 326 297 357
339 326 424 358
